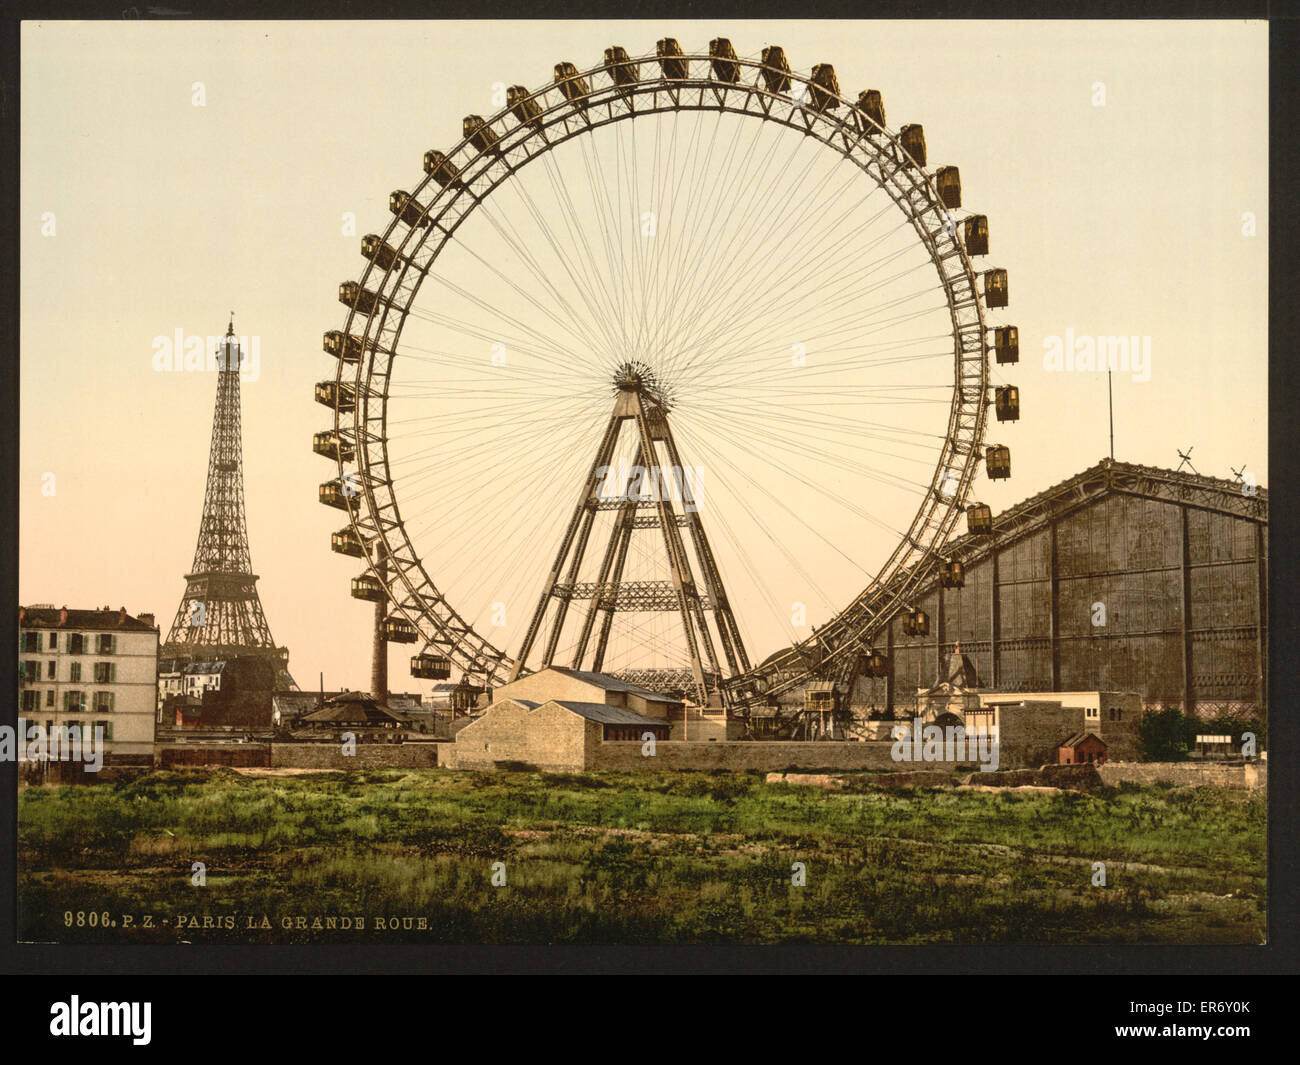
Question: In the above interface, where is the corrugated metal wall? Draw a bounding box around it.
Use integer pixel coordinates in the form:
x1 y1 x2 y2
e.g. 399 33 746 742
850 493 1266 717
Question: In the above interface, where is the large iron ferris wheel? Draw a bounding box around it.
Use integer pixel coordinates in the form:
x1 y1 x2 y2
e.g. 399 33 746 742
314 37 1021 714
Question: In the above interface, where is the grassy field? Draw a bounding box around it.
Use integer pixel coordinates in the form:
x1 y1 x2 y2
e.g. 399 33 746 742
18 768 1266 944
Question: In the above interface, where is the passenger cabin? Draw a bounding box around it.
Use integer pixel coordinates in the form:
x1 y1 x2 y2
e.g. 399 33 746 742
966 502 993 536
424 150 464 189
339 281 382 316
708 38 740 82
986 445 1012 480
856 89 886 130
351 574 387 602
313 430 355 462
760 46 792 92
984 268 1009 308
450 679 483 715
964 215 989 256
319 481 353 510
315 380 356 412
383 617 418 643
362 234 403 271
903 609 930 637
940 559 966 588
554 62 590 108
656 38 688 80
899 124 927 167
463 115 502 155
857 651 889 678
604 46 639 90
809 64 841 109
331 527 366 557
324 330 363 362
995 385 1020 422
994 325 1019 364
410 653 452 680
506 86 543 128
935 166 961 209
389 190 431 228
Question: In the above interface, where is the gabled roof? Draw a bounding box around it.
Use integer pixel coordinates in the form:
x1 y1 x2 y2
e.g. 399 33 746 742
1060 731 1106 749
542 666 682 704
548 700 667 727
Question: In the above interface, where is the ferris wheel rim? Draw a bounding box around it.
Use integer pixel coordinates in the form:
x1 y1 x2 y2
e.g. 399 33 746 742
323 44 996 698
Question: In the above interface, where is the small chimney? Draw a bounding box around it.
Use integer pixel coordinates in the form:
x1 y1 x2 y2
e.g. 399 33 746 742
18 606 26 626
119 606 128 625
59 605 69 626
139 613 155 627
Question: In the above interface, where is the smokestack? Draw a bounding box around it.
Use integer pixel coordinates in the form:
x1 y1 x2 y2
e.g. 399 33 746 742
18 606 25 626
371 547 388 705
59 605 68 626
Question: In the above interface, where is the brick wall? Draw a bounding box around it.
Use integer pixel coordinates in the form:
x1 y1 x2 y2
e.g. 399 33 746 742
592 739 966 773
268 742 438 769
158 745 270 768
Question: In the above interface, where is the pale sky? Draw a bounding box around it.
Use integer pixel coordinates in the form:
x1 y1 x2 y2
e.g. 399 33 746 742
20 19 1268 692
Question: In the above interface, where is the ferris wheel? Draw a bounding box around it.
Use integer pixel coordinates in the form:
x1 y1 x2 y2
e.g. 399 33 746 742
314 37 1020 713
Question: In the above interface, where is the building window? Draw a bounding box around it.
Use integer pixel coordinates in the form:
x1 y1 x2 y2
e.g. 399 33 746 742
47 660 56 679
68 633 84 654
22 660 39 683
1117 710 1123 721
45 689 54 707
97 634 116 655
48 632 57 650
22 632 38 652
94 691 115 713
63 691 85 713
70 662 81 683
93 720 112 743
21 690 37 712
93 662 115 684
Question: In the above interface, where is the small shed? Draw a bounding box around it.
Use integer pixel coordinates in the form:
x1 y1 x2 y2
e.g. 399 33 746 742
1057 731 1108 765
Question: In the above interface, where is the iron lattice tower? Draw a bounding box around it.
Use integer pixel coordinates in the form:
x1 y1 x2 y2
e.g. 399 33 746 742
509 364 749 707
163 317 295 687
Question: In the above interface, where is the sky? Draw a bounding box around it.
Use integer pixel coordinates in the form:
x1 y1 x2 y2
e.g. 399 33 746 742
19 19 1268 692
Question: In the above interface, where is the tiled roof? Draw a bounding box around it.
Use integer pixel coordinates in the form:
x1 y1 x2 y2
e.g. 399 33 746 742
19 606 157 632
548 700 667 727
1060 731 1105 748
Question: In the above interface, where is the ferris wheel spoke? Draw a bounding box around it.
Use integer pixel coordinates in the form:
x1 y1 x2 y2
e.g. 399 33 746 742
463 195 623 361
659 141 898 378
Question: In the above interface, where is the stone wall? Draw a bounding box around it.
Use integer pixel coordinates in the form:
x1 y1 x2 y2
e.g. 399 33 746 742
1097 760 1267 790
451 700 594 771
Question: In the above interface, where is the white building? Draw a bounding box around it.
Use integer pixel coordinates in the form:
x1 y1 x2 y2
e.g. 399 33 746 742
18 605 160 764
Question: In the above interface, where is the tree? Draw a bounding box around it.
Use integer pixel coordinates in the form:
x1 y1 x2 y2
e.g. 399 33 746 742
1136 707 1195 762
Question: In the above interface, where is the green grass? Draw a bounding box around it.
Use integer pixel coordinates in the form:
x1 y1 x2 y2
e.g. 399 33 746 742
18 769 1266 944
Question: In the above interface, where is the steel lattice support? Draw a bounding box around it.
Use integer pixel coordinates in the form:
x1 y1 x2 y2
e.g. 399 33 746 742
163 320 295 687
508 367 746 707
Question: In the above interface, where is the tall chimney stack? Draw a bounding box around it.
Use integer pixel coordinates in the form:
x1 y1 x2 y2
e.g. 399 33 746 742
370 546 388 705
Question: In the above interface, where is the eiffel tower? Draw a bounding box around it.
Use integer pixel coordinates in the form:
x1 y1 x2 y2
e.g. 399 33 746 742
508 363 749 707
162 316 295 688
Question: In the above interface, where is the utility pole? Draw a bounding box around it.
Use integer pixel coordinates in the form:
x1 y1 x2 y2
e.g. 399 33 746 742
1107 370 1115 461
